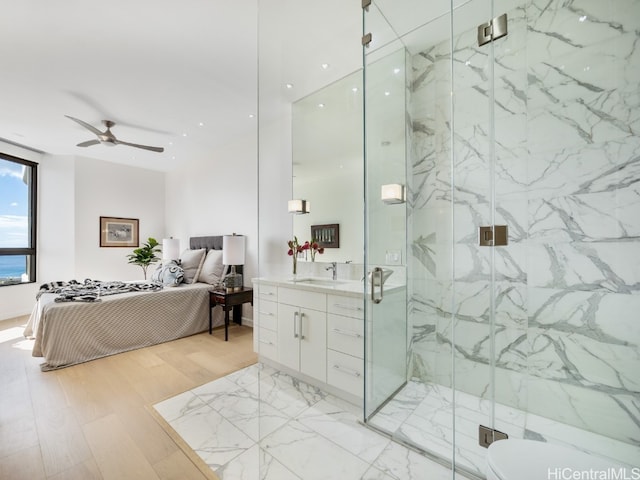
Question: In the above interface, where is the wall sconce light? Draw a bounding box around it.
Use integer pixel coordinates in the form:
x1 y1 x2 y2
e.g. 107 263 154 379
162 237 180 262
288 199 311 214
381 184 405 204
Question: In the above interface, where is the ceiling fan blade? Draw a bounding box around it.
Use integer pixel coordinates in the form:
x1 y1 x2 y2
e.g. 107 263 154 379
77 139 100 147
65 115 103 136
115 140 164 153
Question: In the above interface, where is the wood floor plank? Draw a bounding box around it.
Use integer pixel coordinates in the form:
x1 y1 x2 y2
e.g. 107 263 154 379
83 413 159 480
34 405 94 478
0 445 46 480
48 459 103 480
0 412 40 460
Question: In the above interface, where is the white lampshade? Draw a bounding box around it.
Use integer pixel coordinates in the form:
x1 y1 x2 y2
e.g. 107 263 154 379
223 234 245 265
162 238 180 261
381 184 405 204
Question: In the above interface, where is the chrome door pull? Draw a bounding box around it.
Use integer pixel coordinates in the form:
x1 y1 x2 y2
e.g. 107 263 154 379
299 312 305 340
371 267 383 304
293 311 299 338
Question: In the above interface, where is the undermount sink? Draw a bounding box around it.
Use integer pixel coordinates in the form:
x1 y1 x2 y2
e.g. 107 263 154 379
296 278 346 286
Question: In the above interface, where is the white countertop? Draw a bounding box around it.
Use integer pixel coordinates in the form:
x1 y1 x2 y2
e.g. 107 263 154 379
252 276 404 297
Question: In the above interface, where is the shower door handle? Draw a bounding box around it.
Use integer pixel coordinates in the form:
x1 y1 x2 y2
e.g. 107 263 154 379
370 267 384 304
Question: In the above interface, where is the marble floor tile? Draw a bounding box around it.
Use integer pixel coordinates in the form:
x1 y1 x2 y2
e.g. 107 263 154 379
297 395 390 464
262 420 372 480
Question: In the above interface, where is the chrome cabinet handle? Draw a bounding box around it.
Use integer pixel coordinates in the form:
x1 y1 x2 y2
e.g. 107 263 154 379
332 364 361 377
258 339 274 346
259 311 274 316
332 303 364 312
331 328 362 338
293 311 299 338
299 312 305 340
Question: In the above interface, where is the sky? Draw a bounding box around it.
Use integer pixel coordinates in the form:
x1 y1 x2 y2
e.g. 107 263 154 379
0 159 28 248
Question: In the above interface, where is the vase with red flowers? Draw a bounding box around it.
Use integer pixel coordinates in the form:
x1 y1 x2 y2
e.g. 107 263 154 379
308 239 324 262
287 237 304 276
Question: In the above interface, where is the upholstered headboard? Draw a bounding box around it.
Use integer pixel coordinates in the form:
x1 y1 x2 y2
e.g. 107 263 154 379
189 235 243 274
189 235 224 251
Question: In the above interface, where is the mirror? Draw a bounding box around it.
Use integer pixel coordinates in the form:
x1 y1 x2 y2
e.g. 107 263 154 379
292 70 364 264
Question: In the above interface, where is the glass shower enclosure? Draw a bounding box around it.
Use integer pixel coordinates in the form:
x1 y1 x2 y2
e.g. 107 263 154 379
363 0 640 477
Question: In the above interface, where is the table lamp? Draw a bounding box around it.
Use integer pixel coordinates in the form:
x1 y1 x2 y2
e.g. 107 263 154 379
223 234 245 292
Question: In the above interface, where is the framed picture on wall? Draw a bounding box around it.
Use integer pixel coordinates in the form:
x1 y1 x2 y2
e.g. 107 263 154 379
311 223 339 248
100 216 139 247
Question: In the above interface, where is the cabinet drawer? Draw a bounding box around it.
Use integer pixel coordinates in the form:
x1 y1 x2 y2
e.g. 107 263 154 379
256 299 277 331
257 328 278 361
327 314 364 359
327 349 363 398
278 287 326 311
254 283 277 301
327 294 364 319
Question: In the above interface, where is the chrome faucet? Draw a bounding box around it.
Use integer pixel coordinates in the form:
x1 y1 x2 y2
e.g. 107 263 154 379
325 262 337 281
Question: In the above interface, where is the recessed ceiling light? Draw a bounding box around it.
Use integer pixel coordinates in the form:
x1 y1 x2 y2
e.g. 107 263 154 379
318 103 325 108
321 63 329 70
168 141 173 146
579 15 587 22
198 122 205 127
182 133 188 137
384 91 391 96
248 114 255 118
352 87 358 93
285 83 294 89
393 68 401 74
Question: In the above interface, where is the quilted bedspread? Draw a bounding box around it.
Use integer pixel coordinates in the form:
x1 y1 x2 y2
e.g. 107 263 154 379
25 282 217 371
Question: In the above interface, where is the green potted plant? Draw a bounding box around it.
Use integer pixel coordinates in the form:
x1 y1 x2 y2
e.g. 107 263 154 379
126 237 161 280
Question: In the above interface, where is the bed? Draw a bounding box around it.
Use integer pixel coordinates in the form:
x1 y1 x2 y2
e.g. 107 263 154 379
24 235 236 371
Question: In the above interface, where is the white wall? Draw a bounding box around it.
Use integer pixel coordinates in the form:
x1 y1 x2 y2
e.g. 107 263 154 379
165 133 258 321
74 157 165 281
0 149 165 321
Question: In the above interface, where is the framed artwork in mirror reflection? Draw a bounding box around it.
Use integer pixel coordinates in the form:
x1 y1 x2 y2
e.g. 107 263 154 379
311 223 339 248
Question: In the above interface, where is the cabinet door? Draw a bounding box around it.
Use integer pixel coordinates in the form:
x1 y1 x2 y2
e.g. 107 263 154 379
299 307 327 382
277 303 300 371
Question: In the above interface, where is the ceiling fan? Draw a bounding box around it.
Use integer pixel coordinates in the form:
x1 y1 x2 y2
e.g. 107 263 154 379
65 115 164 152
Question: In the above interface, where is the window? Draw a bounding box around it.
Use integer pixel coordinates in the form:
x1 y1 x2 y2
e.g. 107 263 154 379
0 153 37 286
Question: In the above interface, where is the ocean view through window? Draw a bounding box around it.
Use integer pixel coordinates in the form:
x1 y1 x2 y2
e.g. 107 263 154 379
0 153 37 286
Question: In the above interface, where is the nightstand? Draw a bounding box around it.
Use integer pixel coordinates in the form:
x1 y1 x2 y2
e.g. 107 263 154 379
209 287 253 341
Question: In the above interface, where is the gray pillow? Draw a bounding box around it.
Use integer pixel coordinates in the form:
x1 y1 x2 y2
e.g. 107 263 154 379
198 249 227 285
151 261 184 287
179 249 206 284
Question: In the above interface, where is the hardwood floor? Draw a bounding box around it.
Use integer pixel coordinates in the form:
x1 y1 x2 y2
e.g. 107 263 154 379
0 316 257 480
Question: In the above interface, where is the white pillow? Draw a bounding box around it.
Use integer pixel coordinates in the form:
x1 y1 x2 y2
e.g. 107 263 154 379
179 249 206 284
197 249 227 285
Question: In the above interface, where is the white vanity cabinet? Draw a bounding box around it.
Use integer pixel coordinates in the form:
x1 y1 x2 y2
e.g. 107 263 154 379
326 293 364 398
252 278 376 403
277 287 327 383
253 283 278 362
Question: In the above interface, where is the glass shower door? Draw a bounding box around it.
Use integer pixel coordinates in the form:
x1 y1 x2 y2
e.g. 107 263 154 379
362 3 409 420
